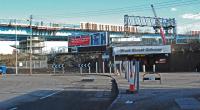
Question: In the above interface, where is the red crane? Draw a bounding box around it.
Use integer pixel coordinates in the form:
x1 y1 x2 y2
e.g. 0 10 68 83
151 4 166 45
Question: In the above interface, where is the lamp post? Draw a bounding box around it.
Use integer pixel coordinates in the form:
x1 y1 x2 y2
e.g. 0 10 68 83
29 15 33 75
15 19 18 75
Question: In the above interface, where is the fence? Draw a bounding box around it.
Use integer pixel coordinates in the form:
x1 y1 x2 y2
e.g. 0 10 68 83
18 60 48 69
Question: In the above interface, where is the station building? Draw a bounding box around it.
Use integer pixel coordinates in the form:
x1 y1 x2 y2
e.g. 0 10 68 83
67 31 200 72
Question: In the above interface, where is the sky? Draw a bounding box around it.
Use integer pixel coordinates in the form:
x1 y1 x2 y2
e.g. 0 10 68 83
0 0 200 54
0 0 199 27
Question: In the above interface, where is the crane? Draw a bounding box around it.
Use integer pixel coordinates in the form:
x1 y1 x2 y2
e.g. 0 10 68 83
151 4 166 45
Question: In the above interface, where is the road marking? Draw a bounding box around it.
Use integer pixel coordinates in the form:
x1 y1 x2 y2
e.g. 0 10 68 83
125 100 134 104
9 107 17 110
39 90 63 100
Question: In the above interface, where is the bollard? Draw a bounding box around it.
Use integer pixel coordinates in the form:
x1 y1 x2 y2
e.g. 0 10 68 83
54 67 56 74
129 73 135 92
89 66 91 74
129 61 135 92
125 61 128 79
103 61 105 73
119 61 122 75
109 61 112 74
80 67 82 75
143 65 146 73
62 66 65 74
127 61 130 81
96 62 98 73
153 64 156 73
136 61 140 92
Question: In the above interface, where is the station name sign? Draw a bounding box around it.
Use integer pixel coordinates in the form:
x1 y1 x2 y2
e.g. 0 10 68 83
113 45 171 55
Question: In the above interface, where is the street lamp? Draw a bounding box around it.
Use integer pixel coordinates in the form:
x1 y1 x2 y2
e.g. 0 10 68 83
29 15 33 75
14 19 18 75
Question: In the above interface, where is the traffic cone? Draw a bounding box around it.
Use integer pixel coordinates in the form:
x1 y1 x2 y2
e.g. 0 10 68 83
129 73 135 92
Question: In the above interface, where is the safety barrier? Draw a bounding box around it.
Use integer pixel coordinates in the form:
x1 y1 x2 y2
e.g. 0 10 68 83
142 72 161 84
52 64 65 74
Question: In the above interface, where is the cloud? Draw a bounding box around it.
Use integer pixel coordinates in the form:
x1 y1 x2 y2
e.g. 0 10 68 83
171 8 177 12
177 22 200 34
182 13 200 20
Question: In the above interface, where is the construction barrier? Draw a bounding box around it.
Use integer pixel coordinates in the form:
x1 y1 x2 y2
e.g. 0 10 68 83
142 72 161 84
126 60 140 93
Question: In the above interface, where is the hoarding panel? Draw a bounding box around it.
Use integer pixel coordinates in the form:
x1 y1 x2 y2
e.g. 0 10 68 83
91 33 101 45
101 32 107 45
68 35 90 47
90 32 107 46
68 32 107 51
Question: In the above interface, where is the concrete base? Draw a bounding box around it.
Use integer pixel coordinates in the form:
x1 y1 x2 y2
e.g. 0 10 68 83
126 89 137 94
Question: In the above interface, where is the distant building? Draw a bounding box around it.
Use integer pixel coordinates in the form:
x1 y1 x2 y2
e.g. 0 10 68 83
80 22 137 33
18 36 45 54
190 30 200 36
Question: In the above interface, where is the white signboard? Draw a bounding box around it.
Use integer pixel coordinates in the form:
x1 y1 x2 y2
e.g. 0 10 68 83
113 45 171 55
111 37 141 42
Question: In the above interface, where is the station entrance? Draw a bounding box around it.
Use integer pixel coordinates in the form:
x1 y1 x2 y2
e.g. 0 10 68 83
112 45 171 73
114 54 168 73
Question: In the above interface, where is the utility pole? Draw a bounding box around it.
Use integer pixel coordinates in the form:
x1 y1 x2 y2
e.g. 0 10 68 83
15 19 18 75
29 15 33 75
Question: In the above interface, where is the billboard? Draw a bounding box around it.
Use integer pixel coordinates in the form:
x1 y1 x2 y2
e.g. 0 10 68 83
68 35 90 47
68 32 108 47
90 32 107 46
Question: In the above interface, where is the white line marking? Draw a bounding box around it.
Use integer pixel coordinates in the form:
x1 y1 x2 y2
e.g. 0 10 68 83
39 90 63 100
9 107 17 110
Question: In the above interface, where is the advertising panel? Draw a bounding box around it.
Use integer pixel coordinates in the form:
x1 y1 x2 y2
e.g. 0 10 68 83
90 32 107 46
68 35 90 47
68 32 107 47
91 33 101 45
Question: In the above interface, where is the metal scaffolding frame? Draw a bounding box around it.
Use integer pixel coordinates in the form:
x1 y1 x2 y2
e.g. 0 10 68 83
124 15 177 39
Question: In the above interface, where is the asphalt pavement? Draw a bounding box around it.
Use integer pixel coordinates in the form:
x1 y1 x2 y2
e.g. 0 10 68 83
0 74 115 110
1 72 200 110
109 72 200 110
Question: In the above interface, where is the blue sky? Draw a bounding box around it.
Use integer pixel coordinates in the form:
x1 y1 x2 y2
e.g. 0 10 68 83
0 0 200 30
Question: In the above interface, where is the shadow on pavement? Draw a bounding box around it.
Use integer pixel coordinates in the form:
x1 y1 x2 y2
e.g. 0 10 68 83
110 88 200 110
1 89 116 110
